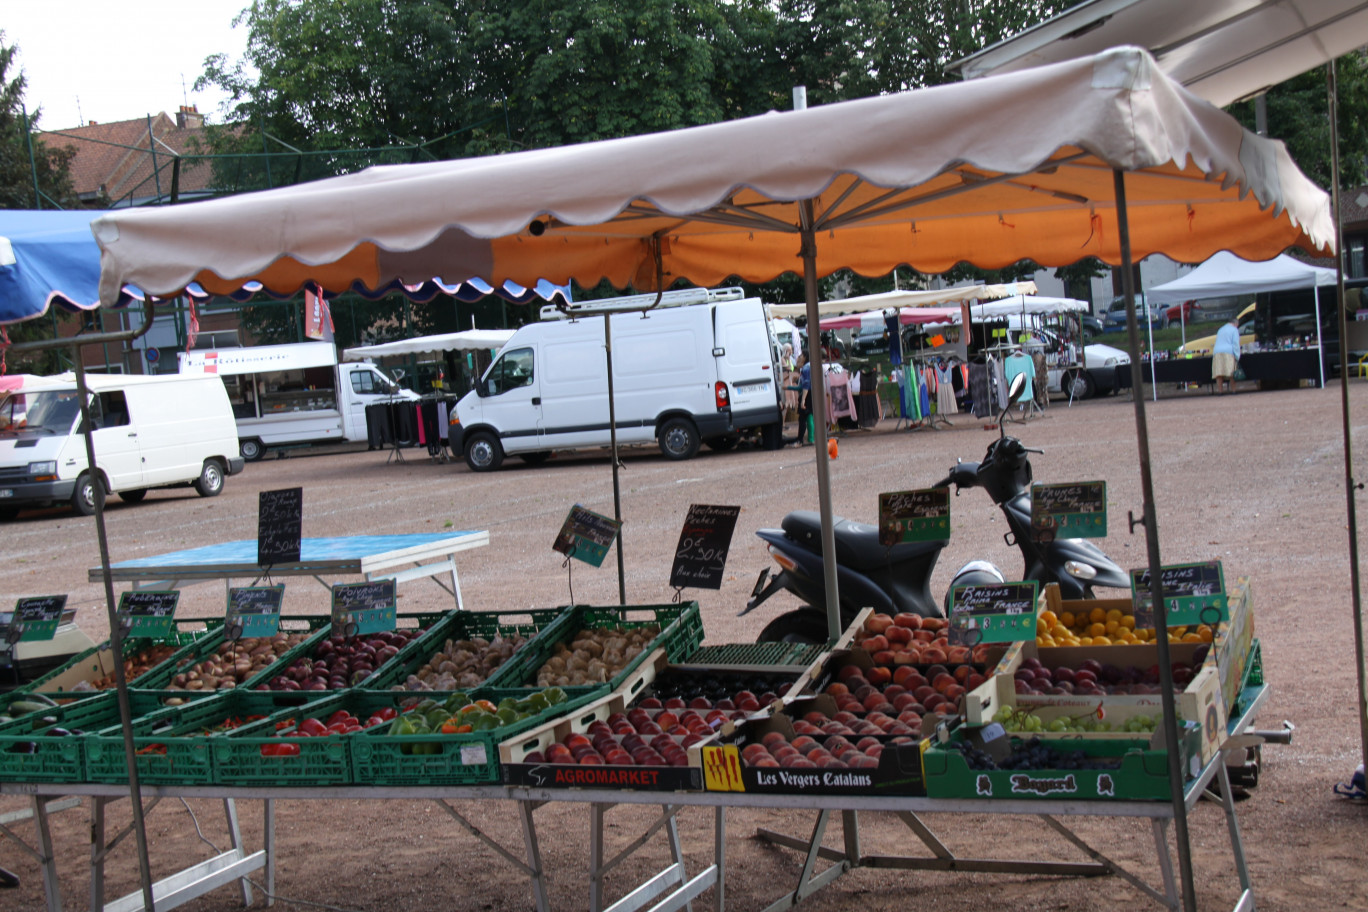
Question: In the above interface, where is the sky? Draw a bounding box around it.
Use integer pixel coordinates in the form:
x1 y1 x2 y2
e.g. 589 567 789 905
3 0 251 131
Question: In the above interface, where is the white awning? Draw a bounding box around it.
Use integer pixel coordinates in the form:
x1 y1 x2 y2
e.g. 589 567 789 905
343 329 517 360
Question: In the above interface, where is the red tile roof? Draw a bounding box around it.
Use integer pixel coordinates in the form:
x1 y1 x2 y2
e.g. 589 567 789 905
39 107 220 206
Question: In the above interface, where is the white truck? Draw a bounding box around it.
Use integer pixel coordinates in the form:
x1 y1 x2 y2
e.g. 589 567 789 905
179 342 419 460
452 288 785 471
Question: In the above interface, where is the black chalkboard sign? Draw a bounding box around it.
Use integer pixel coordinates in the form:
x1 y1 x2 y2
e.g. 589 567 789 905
331 579 396 636
258 487 303 566
670 504 741 590
226 586 285 640
117 590 180 637
9 595 67 643
948 581 1039 645
1130 560 1227 628
552 504 621 568
1030 481 1107 541
878 488 951 545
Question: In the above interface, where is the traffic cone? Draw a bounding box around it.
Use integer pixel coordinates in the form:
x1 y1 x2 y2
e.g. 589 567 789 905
828 438 839 459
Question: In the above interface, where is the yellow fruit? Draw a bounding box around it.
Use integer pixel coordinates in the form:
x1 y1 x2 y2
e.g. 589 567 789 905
1088 622 1107 638
1092 635 1112 646
1181 632 1202 643
1105 608 1123 624
1089 607 1106 624
1039 610 1058 629
1059 610 1075 628
1120 615 1136 630
1104 620 1120 635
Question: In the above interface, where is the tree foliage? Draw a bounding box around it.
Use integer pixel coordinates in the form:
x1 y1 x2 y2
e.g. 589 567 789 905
0 32 78 210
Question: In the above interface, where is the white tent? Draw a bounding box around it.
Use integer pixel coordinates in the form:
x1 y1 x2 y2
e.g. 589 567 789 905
343 329 516 360
1145 251 1336 303
767 283 1037 320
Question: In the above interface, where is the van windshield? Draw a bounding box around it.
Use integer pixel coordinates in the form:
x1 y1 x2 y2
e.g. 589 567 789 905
18 390 83 433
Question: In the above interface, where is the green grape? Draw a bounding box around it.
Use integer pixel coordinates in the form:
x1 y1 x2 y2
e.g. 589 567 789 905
1048 718 1069 732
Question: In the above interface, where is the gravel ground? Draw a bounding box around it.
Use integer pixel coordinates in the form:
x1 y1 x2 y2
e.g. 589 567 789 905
2 380 1367 911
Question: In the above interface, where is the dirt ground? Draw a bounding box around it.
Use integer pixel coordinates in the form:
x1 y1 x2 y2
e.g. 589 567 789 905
3 379 1368 911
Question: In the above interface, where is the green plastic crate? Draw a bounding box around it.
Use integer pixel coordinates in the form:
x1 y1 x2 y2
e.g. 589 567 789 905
157 617 333 693
0 692 126 783
350 685 606 786
18 623 214 698
84 690 326 785
365 608 568 692
1232 639 1264 719
251 612 451 694
922 736 1175 801
682 642 824 668
496 603 704 691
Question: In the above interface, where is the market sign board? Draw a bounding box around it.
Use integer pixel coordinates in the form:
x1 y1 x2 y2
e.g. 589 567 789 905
552 504 621 568
331 580 397 637
226 586 285 640
117 590 179 637
1130 560 1227 628
1030 480 1106 541
878 488 951 545
8 595 67 643
670 504 741 590
258 487 303 567
949 581 1039 645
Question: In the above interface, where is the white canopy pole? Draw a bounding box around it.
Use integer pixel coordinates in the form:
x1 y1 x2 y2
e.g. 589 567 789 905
1314 277 1326 388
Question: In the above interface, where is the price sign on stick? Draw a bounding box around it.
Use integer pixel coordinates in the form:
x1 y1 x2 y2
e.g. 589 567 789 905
1130 561 1227 629
552 504 621 568
226 586 284 640
670 504 741 590
878 488 951 545
331 580 396 637
8 595 67 643
949 581 1039 645
117 590 179 637
258 487 303 566
1030 481 1107 542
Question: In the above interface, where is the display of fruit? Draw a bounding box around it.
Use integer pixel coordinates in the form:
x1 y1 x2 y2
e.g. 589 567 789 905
1034 606 1215 647
636 686 782 720
87 642 181 689
949 736 1123 771
523 705 715 766
638 669 794 713
1010 655 1203 697
534 625 658 687
854 613 970 666
822 661 985 721
259 707 398 756
386 687 569 754
739 730 914 769
396 633 529 692
168 633 312 690
991 705 1160 734
0 691 59 723
259 628 424 691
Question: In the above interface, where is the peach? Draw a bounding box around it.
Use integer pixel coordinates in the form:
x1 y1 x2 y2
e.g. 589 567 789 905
861 635 890 654
943 683 966 702
854 684 879 702
952 665 973 684
892 650 919 666
861 692 887 712
837 665 864 682
913 685 937 704
921 617 946 632
866 666 893 687
824 681 849 697
865 613 894 635
893 613 923 630
792 720 821 735
882 684 907 700
885 625 913 645
922 647 948 664
913 630 936 644
947 646 971 664
752 756 780 768
761 731 788 749
966 673 987 690
844 675 871 692
832 710 859 724
932 672 956 693
871 651 897 667
892 666 920 687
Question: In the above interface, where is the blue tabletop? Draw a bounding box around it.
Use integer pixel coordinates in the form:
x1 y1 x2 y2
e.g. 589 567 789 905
107 533 484 570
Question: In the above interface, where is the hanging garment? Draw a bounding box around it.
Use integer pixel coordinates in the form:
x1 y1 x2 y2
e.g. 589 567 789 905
437 401 450 442
991 356 1010 411
1004 351 1036 391
826 372 856 422
935 364 958 415
969 362 992 418
1031 352 1049 406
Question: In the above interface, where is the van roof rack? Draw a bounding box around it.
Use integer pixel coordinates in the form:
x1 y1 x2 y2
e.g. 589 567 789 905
539 287 745 320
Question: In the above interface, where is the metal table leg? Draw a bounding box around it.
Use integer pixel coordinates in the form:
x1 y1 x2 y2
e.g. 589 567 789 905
517 800 551 912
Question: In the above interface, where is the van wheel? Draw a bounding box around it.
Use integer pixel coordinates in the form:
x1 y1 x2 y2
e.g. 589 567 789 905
194 461 225 497
240 438 265 461
1067 371 1096 400
705 435 738 452
658 418 700 460
465 432 504 472
71 473 102 516
519 451 552 466
119 489 148 504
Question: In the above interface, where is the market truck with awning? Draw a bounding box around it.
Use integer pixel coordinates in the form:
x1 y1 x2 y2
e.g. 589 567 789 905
451 292 784 470
179 341 420 460
0 372 244 519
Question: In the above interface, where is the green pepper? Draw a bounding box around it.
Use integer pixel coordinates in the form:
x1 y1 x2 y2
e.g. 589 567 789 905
544 687 567 705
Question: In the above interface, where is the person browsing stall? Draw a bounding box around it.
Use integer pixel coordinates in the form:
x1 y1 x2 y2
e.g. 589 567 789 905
1213 316 1241 394
796 353 812 446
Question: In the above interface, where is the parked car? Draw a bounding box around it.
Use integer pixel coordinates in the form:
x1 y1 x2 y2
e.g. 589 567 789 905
1163 300 1200 324
1102 293 1166 331
852 325 890 354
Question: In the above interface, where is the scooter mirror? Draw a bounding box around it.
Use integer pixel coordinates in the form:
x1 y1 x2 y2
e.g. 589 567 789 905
997 373 1029 437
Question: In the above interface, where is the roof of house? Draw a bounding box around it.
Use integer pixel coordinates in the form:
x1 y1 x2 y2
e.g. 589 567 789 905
39 107 219 206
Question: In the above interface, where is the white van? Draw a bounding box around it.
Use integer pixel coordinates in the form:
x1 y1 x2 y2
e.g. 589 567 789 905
453 290 783 470
179 342 419 460
0 372 244 519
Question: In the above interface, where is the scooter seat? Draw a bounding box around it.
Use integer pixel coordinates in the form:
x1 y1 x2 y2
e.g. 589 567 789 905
781 510 945 572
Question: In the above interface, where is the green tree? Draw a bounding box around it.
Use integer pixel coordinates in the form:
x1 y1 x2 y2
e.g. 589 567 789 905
0 32 78 210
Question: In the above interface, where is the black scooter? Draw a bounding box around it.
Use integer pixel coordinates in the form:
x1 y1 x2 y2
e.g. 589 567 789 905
743 376 1129 643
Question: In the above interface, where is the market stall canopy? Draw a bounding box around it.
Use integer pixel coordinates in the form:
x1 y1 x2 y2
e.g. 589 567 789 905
92 47 1332 307
818 306 961 330
216 276 569 307
769 283 1036 321
1144 251 1337 303
342 329 517 360
949 0 1368 108
0 210 151 323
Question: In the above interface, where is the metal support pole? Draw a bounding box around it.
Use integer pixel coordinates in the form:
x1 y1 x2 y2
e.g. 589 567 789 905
1113 169 1197 912
1326 58 1368 785
604 315 626 605
798 209 841 640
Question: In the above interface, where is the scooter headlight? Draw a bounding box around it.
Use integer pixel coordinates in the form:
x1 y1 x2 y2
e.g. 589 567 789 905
1064 560 1098 580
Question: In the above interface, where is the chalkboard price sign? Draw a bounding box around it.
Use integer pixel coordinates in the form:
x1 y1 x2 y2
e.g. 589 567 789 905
552 504 622 568
948 581 1039 645
117 590 180 637
331 579 396 637
258 487 303 566
878 488 951 546
8 595 67 643
1030 481 1107 541
226 586 285 640
1130 560 1227 628
670 504 741 590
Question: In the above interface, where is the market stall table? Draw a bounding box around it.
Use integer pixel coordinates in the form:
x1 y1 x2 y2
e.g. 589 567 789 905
1116 351 1324 392
86 532 490 610
1 681 1269 912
